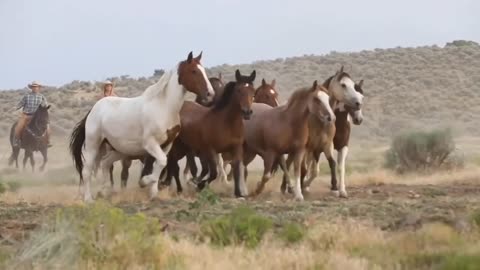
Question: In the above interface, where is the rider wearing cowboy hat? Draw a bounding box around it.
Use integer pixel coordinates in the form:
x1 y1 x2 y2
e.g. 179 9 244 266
101 80 117 98
13 81 51 147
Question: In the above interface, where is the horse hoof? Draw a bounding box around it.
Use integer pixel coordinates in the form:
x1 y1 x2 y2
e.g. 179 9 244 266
139 175 155 188
294 195 304 201
149 186 159 199
197 181 207 191
339 190 348 198
331 190 340 197
287 186 294 195
303 186 311 193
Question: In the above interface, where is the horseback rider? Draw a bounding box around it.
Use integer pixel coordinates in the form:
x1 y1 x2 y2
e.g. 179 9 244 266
100 80 117 98
13 81 51 147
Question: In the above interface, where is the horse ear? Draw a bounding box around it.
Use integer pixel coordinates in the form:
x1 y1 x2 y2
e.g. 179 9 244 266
311 80 318 91
271 79 276 88
262 78 266 86
195 51 203 62
339 65 344 73
47 105 51 110
249 70 256 82
187 51 193 63
235 70 241 81
218 72 222 81
357 79 364 88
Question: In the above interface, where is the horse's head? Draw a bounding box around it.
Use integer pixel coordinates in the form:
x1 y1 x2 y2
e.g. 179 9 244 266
327 66 364 111
254 79 280 107
345 79 364 125
33 104 50 131
178 51 214 104
233 69 256 120
209 72 225 94
307 81 335 123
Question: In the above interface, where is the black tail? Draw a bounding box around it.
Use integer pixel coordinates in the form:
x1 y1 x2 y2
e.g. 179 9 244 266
69 111 90 184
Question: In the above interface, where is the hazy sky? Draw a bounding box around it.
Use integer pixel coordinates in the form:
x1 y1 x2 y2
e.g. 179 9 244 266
0 0 478 89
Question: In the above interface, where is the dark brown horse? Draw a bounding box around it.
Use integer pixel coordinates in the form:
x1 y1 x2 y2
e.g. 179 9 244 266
185 78 281 184
241 80 335 201
111 75 225 189
8 105 50 171
142 70 256 197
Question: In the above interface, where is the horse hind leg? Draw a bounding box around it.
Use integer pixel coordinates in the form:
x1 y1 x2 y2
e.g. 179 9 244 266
40 148 48 172
253 153 275 196
29 151 35 172
140 138 169 199
216 153 228 184
120 159 132 189
99 151 125 198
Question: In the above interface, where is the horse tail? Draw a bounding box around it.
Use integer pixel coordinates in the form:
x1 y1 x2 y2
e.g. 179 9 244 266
8 123 17 165
70 111 90 184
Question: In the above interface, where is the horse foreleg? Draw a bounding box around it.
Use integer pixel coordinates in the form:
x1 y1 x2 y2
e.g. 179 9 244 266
292 150 306 201
40 148 48 172
197 151 218 190
281 154 296 194
22 150 29 171
337 146 349 198
29 151 35 172
185 152 198 182
141 139 168 199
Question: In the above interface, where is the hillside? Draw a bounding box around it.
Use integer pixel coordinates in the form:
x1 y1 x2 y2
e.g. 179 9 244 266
1 40 479 139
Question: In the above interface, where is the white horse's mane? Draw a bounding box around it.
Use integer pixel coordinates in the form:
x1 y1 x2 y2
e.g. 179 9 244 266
142 65 178 99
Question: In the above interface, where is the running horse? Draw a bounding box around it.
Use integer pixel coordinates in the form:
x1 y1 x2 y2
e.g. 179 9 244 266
8 104 50 171
114 73 225 189
241 80 335 201
70 52 214 202
301 80 365 198
143 70 256 197
185 78 281 184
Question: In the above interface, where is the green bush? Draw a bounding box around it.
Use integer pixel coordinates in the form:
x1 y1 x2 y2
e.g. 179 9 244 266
6 181 21 192
279 223 306 244
201 206 273 248
385 128 456 173
0 182 6 194
15 201 180 269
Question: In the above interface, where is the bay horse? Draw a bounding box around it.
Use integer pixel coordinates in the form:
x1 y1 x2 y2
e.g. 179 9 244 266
113 74 225 189
279 67 364 197
145 69 256 197
8 104 50 171
70 52 214 202
242 80 335 201
301 80 365 198
185 78 280 184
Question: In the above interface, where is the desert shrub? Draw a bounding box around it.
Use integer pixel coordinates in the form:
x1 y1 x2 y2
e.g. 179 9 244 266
14 201 180 269
0 181 6 194
201 206 272 248
6 181 21 192
278 223 306 244
385 128 456 173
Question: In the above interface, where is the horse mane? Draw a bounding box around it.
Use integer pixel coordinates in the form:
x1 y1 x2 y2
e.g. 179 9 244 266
322 72 351 88
212 81 236 111
286 87 312 109
142 67 175 99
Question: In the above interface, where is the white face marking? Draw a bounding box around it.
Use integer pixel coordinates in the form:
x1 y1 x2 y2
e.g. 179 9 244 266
317 91 335 120
197 64 214 96
274 97 280 106
245 83 249 87
269 89 276 94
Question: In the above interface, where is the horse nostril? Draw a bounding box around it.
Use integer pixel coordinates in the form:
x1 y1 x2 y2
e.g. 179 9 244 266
355 101 361 108
326 115 332 122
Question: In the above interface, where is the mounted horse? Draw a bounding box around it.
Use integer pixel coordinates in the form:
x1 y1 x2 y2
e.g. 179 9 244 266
8 104 50 171
301 80 365 198
280 67 364 198
240 80 335 201
143 70 256 197
70 51 214 202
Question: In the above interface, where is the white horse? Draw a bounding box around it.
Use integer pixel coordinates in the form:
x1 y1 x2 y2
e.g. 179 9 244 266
70 52 214 202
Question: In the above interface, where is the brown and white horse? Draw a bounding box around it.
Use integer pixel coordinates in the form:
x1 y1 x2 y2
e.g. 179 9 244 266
70 52 214 202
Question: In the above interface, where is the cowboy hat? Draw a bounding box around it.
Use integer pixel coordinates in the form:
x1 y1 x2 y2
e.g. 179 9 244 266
103 80 113 86
28 81 42 89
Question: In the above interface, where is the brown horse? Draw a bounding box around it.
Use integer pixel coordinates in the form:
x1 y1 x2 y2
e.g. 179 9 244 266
152 70 256 197
112 74 225 189
241 80 335 201
186 78 281 184
301 80 365 197
8 105 50 171
279 67 365 197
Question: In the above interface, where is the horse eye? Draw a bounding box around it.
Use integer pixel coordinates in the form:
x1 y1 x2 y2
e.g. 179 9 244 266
192 70 197 74
341 83 346 88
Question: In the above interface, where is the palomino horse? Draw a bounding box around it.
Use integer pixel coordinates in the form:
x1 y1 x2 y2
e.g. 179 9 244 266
115 74 225 189
70 52 214 202
241 80 335 201
279 67 364 197
8 105 50 171
144 70 256 197
301 80 365 197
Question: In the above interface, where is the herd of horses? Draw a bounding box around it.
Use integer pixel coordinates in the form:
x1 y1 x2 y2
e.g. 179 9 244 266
9 51 365 202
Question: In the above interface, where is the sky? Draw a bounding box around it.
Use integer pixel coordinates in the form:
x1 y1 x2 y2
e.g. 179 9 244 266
0 0 478 89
